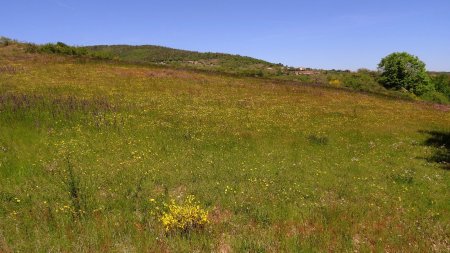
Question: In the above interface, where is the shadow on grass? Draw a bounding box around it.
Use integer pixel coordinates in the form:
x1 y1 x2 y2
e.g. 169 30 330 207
420 130 450 170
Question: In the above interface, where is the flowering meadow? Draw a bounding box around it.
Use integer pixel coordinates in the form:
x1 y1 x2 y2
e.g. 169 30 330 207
0 44 449 252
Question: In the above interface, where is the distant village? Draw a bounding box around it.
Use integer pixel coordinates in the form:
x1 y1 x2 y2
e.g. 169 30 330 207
280 67 319 76
272 66 351 76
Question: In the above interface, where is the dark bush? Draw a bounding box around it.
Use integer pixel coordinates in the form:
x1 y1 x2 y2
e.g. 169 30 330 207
308 134 329 145
26 42 111 59
0 36 16 46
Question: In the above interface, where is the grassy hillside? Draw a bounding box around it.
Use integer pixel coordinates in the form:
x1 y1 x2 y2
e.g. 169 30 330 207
84 45 450 102
85 44 281 76
16 39 449 103
0 44 449 252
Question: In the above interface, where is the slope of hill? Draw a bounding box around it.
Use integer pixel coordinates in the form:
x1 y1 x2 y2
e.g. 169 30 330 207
0 43 449 252
84 45 448 101
17 39 449 103
85 44 282 76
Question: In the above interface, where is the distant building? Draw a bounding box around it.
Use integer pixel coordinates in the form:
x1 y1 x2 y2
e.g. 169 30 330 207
294 70 317 75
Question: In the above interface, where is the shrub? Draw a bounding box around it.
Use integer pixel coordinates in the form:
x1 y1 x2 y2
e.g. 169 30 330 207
329 79 342 87
378 52 433 96
344 69 383 92
431 74 450 100
420 91 449 104
25 42 111 59
325 70 384 92
308 134 329 145
24 43 39 53
0 36 16 46
39 42 88 56
159 195 209 233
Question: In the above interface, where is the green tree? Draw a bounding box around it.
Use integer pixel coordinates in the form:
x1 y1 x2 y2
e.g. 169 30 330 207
432 74 450 99
378 52 433 95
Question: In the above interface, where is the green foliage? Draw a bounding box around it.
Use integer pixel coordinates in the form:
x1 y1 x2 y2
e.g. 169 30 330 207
431 74 450 99
26 42 111 59
416 74 450 104
326 69 384 92
0 36 17 46
348 69 383 91
420 91 449 104
84 45 282 76
85 45 269 65
378 52 433 95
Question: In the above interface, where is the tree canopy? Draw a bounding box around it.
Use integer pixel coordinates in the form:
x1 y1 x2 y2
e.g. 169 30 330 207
378 52 433 95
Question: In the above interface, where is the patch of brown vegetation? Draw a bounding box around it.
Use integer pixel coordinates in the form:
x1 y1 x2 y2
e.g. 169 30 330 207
0 65 25 74
285 221 324 239
146 69 197 80
111 66 203 81
432 103 450 112
0 44 68 65
209 206 233 224
43 160 58 174
151 185 166 196
0 233 12 253
150 239 171 253
216 234 232 253
169 185 187 199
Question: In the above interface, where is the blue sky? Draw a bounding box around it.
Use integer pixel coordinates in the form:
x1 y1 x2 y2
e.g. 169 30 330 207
2 0 450 71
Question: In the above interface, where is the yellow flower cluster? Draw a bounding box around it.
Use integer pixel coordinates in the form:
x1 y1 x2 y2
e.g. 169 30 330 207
329 79 342 87
159 195 209 233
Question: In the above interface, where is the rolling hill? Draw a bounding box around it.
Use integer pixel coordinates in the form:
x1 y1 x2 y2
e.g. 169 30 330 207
85 44 283 76
12 38 450 104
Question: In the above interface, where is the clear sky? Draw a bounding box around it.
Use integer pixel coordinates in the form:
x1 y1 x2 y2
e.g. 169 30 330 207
2 0 450 71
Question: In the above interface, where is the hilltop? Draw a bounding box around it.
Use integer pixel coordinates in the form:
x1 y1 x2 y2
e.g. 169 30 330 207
85 44 282 76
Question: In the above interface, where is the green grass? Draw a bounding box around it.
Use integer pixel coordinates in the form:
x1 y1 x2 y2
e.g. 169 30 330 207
0 44 449 252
